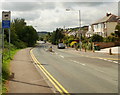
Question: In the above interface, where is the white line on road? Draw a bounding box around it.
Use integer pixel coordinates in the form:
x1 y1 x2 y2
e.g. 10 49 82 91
103 59 107 61
93 68 105 73
59 55 64 58
107 60 113 62
71 60 86 66
112 61 118 64
55 52 58 55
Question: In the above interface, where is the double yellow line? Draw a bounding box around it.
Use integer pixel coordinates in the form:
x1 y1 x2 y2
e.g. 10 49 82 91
30 49 70 95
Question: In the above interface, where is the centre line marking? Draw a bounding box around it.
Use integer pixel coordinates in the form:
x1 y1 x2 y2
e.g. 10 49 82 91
59 55 64 58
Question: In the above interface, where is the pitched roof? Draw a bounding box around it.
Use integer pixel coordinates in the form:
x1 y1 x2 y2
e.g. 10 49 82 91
93 14 119 25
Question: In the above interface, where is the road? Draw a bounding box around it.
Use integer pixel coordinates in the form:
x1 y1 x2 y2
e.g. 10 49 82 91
32 42 118 93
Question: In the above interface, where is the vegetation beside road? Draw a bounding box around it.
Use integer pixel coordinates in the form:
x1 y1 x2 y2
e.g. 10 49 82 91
43 23 120 51
2 18 39 93
2 42 19 93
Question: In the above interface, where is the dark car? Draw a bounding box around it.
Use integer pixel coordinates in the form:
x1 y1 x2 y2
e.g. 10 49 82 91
58 43 65 49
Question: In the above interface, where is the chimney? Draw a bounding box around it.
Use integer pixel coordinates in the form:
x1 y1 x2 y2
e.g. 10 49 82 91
106 13 111 17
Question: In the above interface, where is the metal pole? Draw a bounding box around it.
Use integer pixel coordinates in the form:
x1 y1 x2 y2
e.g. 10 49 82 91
9 29 11 59
2 28 4 63
78 10 82 51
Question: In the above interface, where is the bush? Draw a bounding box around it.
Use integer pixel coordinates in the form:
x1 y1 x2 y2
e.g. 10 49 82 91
2 42 19 93
14 40 27 49
104 36 117 42
91 34 103 42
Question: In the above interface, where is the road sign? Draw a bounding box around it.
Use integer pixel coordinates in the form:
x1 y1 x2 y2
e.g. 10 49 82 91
2 11 11 29
2 11 11 20
2 20 10 28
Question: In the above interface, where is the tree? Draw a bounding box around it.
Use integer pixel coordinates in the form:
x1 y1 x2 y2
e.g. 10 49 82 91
115 23 120 37
4 18 38 48
22 26 39 46
50 28 65 45
91 34 103 42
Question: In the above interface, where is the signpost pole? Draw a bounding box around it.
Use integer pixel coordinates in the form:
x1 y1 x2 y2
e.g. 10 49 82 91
9 29 11 59
2 11 11 60
2 28 4 63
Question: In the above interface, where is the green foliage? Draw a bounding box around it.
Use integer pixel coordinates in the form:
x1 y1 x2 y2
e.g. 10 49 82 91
104 36 117 42
2 42 19 93
67 35 75 44
91 34 103 42
22 26 39 46
50 28 65 45
2 18 39 93
4 18 39 48
2 42 17 79
114 23 120 37
45 32 52 42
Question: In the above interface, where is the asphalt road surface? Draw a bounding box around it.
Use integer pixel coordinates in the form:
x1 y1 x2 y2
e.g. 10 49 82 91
32 42 118 93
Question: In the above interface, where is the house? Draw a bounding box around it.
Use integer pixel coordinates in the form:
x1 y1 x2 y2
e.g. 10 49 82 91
80 26 89 37
86 25 94 37
89 13 119 37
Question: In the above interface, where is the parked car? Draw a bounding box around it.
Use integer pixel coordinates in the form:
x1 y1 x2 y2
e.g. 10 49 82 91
58 43 65 49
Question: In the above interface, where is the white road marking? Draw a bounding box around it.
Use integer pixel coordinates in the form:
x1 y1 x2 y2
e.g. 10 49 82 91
112 61 118 64
73 61 79 63
93 68 105 73
59 55 64 58
72 60 86 66
55 52 58 55
103 59 107 61
107 60 113 62
70 60 105 73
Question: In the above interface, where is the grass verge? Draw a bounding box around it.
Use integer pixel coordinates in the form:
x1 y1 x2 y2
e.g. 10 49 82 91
2 47 20 94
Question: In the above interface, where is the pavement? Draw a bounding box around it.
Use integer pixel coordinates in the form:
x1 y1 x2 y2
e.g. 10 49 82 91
8 48 53 93
95 46 120 55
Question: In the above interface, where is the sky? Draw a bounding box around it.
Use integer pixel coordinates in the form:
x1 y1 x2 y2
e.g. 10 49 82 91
0 0 119 32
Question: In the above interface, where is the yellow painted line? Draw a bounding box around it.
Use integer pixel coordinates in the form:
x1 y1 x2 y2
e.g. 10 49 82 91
30 50 63 94
30 49 70 95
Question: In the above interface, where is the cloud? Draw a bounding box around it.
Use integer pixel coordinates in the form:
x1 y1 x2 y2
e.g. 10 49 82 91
61 2 105 9
12 11 41 21
2 2 56 11
0 1 118 32
3 0 119 2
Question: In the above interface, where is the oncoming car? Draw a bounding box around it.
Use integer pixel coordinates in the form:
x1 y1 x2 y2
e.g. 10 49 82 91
57 43 65 49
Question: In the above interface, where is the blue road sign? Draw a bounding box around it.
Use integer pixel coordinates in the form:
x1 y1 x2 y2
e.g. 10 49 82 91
2 20 10 28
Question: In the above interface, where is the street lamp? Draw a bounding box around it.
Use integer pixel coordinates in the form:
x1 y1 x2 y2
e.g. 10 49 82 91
66 9 82 51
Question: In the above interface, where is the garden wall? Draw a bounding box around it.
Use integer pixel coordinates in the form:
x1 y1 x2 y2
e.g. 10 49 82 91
94 42 120 49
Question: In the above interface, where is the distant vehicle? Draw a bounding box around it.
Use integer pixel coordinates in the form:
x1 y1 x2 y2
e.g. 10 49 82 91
58 43 65 49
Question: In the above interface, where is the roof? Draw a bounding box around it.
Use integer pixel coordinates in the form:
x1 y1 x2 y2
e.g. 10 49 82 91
93 14 119 25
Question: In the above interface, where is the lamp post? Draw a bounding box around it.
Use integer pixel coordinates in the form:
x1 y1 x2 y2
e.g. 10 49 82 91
66 9 82 51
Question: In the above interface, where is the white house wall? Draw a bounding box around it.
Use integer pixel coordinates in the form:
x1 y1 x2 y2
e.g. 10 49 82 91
93 23 105 37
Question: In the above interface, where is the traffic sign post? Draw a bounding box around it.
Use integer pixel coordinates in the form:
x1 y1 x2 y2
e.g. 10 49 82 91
2 11 11 60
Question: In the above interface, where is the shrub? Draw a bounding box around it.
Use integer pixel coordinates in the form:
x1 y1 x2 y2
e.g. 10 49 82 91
91 34 103 42
104 36 117 42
